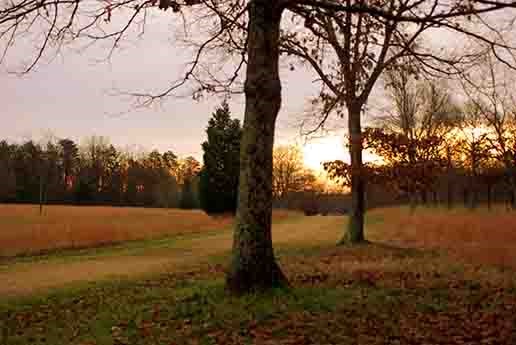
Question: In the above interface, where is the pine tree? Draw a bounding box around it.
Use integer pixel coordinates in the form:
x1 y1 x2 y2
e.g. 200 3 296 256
179 177 197 209
200 101 242 215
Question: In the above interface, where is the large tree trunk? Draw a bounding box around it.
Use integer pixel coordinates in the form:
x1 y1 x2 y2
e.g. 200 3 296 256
226 0 287 294
343 104 366 244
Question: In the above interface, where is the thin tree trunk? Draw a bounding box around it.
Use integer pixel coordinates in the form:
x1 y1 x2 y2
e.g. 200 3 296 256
409 193 417 214
39 174 43 216
506 187 511 211
409 182 417 213
470 178 477 210
446 147 453 210
420 190 428 206
447 179 453 210
226 0 287 294
343 104 366 244
487 183 492 211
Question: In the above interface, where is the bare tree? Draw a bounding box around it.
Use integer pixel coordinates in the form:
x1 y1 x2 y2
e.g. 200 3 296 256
456 101 490 209
381 66 422 137
3 0 516 292
461 54 516 208
272 145 306 198
381 68 458 207
281 1 516 244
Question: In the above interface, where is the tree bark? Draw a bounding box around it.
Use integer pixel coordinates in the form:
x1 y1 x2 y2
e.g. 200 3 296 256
342 104 366 244
226 0 287 294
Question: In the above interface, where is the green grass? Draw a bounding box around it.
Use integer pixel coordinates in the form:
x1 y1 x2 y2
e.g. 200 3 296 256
3 209 516 344
4 267 513 345
0 276 423 345
2 239 516 345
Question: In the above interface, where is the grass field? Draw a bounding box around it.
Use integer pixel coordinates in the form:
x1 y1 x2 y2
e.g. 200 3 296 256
0 204 291 257
1 205 516 344
369 206 516 269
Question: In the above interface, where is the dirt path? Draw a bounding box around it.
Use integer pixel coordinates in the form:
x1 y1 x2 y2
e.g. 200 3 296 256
0 216 343 298
0 232 233 297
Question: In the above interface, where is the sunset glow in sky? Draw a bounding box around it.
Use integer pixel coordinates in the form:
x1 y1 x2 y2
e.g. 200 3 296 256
0 16 324 161
302 135 348 171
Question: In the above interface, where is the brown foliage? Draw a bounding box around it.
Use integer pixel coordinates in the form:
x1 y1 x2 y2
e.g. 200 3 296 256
324 127 446 198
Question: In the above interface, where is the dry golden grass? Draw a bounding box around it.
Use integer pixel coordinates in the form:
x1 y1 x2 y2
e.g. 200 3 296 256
0 204 291 257
2 206 516 298
368 206 516 269
0 213 330 297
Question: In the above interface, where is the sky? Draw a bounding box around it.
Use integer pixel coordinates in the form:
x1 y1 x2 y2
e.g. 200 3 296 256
3 6 501 169
0 11 350 168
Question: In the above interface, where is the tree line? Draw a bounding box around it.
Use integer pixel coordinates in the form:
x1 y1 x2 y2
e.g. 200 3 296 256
0 102 326 213
0 136 201 209
325 66 516 211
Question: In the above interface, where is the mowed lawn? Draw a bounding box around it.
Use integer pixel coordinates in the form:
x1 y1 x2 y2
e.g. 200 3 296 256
1 205 516 344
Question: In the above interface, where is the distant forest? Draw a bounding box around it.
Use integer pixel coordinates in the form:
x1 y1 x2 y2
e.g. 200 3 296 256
2 130 516 213
0 136 201 208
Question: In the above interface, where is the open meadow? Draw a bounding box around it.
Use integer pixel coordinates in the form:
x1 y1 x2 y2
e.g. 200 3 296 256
0 204 291 257
2 205 516 344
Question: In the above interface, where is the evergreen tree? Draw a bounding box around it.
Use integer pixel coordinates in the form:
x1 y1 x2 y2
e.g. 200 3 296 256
179 177 197 209
200 101 242 215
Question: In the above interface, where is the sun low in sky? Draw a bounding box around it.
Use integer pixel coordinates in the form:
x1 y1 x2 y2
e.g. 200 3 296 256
302 135 348 171
301 133 382 172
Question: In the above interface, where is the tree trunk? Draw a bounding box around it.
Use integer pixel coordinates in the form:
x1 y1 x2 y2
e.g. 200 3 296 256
432 190 438 207
447 179 453 210
420 190 428 206
470 180 477 210
505 188 511 211
343 104 366 244
39 174 44 216
226 0 287 294
487 183 492 211
408 182 417 213
446 148 453 210
409 193 417 214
